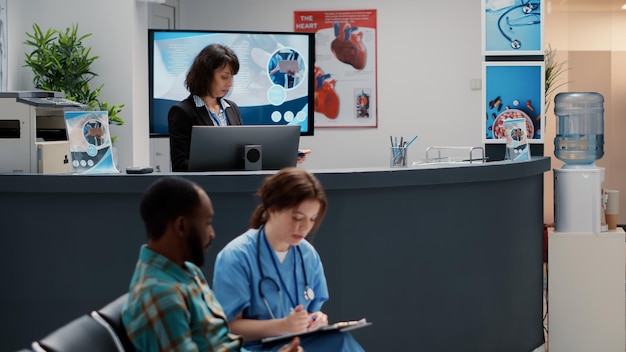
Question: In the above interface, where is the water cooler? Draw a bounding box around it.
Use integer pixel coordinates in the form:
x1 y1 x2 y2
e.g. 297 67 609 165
548 92 625 352
553 92 604 233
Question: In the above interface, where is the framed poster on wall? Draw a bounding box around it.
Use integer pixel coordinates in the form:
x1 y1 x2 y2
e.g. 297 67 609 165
294 9 377 128
481 0 543 56
482 62 545 144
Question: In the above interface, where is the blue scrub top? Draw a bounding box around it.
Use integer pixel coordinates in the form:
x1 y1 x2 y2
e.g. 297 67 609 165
213 228 329 322
269 55 285 87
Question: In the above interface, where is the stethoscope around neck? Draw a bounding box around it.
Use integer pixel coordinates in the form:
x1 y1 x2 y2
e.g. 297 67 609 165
257 226 315 319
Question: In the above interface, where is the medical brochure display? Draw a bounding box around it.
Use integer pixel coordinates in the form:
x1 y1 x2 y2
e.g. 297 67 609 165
64 111 119 174
504 118 530 161
261 319 372 344
481 0 543 55
294 9 378 128
481 62 545 144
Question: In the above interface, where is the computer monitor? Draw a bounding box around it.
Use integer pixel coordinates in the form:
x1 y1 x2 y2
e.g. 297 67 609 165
188 125 300 172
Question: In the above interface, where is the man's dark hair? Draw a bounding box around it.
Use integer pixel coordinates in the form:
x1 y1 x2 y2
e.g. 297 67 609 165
140 176 201 240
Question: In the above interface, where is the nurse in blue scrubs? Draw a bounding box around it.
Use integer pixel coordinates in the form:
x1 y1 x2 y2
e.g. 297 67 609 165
213 167 364 352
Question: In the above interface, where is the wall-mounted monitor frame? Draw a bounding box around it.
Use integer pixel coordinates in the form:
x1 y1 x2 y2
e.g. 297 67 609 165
148 29 315 136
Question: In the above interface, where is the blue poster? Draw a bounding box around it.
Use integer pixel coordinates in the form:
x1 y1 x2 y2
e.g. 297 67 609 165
65 111 119 174
483 0 543 55
483 62 545 143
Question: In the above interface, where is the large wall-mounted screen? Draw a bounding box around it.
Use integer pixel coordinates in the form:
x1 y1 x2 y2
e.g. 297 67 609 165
149 29 315 136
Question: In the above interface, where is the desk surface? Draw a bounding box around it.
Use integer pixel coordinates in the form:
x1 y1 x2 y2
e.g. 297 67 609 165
0 157 551 194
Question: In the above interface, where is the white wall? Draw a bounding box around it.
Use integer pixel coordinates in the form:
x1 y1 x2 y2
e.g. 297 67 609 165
179 0 484 169
7 0 482 170
7 0 150 170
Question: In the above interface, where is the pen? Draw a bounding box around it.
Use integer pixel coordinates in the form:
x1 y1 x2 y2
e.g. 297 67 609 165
404 135 418 148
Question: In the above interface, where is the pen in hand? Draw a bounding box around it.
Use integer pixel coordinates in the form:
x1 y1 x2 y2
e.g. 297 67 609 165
307 311 328 330
307 315 317 330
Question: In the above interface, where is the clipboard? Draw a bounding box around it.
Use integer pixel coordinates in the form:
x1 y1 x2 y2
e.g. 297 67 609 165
260 318 372 344
278 60 299 73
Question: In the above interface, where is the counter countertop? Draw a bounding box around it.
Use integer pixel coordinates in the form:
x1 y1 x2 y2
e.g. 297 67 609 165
0 157 550 193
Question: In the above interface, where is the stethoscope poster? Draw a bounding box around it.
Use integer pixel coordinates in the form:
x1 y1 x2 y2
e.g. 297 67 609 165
482 62 545 144
482 0 543 56
294 9 378 128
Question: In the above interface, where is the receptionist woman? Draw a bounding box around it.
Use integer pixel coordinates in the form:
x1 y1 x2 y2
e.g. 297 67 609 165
168 43 243 172
168 44 309 172
212 167 364 351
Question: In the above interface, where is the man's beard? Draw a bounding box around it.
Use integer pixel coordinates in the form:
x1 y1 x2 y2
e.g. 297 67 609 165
187 225 206 267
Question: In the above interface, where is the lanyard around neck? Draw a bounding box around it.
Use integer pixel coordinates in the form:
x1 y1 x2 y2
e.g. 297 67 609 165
208 107 227 126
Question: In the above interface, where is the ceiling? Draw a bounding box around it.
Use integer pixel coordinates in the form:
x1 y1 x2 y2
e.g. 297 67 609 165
548 0 626 12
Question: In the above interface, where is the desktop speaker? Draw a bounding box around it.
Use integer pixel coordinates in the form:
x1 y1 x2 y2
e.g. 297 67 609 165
244 144 262 171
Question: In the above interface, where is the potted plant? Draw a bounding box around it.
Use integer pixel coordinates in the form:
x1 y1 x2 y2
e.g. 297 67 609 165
23 23 125 136
544 43 570 115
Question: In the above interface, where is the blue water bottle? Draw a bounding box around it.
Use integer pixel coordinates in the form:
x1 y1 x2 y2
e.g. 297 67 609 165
553 92 604 166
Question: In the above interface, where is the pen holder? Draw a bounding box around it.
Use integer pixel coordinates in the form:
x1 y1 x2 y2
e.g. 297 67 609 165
390 147 408 167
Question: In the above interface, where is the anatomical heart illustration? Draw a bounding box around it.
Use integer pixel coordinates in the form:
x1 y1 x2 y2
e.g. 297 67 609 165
356 90 370 118
331 22 367 70
314 66 340 119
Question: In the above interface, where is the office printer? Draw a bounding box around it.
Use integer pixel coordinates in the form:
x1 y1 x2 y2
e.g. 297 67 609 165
0 91 86 173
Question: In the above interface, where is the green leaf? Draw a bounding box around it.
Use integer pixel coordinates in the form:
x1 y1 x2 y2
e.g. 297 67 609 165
23 22 125 134
544 44 572 115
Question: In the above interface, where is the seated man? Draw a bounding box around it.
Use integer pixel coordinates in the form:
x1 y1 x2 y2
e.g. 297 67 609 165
121 176 301 352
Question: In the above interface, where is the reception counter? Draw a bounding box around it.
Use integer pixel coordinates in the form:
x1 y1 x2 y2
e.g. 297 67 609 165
0 157 550 351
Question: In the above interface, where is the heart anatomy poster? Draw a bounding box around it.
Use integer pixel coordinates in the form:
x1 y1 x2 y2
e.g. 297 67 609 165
294 9 377 128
